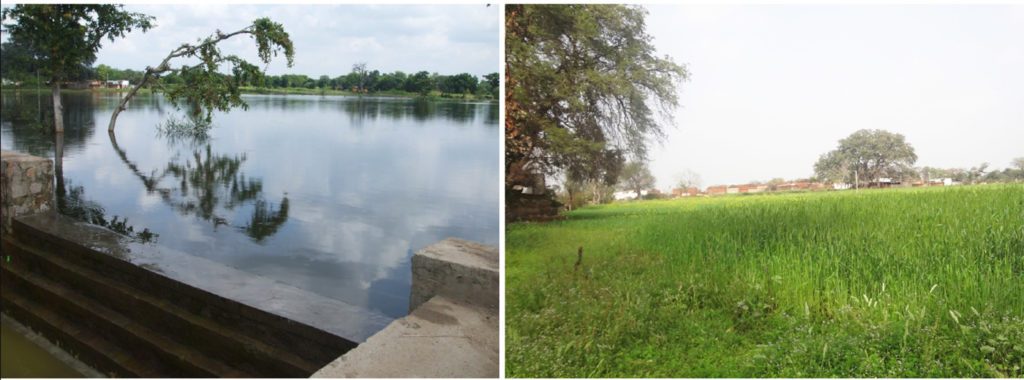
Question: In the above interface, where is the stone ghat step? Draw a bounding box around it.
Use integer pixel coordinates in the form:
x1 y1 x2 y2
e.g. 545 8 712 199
3 237 319 377
11 212 394 369
1 264 248 377
1 287 162 377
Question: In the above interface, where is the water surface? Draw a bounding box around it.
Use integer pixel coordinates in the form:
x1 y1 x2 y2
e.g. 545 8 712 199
1 90 499 319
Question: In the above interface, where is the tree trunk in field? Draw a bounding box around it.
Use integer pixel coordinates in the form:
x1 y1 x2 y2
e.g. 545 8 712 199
51 83 64 134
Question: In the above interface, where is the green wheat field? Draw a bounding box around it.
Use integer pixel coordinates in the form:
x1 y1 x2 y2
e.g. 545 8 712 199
506 184 1024 378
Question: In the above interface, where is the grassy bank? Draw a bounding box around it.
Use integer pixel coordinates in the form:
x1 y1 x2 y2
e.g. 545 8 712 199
506 185 1024 377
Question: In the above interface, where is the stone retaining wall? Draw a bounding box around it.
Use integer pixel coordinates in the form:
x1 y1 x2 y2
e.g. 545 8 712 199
1 151 54 234
506 192 563 222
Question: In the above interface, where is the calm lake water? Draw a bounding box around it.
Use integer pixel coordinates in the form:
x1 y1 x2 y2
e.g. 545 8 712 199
1 90 499 319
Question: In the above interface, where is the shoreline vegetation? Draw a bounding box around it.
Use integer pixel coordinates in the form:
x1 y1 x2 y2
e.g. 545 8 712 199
0 86 497 102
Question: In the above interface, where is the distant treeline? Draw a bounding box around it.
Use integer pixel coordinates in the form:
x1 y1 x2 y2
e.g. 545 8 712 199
1 41 498 98
98 65 498 98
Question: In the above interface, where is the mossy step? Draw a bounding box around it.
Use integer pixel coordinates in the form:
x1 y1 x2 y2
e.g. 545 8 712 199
12 212 389 355
1 283 161 377
1 264 249 377
3 236 320 377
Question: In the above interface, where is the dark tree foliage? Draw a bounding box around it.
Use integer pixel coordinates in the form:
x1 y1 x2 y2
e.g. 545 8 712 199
108 17 295 131
0 40 45 83
505 4 687 192
2 4 154 133
483 73 499 97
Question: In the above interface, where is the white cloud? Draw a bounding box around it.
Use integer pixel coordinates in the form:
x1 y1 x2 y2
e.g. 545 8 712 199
89 4 498 77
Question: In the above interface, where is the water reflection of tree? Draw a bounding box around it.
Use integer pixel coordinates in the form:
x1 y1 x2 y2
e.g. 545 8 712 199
483 102 498 125
2 93 155 241
244 95 492 124
52 132 158 243
108 131 289 242
57 180 160 243
0 91 95 157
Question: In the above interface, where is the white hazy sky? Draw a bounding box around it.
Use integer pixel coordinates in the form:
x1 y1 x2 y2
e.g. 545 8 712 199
644 4 1024 190
75 4 498 77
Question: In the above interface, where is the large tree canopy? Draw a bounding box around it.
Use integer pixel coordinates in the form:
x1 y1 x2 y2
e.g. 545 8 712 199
1 5 153 83
2 5 154 133
0 40 45 83
505 4 687 191
814 129 918 186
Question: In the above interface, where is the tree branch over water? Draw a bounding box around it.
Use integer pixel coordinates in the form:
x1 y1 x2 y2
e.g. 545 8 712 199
108 18 295 132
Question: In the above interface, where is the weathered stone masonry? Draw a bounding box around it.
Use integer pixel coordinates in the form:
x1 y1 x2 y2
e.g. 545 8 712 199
1 150 54 234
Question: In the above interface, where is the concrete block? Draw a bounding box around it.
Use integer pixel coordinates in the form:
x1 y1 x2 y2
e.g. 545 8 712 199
409 238 498 312
311 296 498 378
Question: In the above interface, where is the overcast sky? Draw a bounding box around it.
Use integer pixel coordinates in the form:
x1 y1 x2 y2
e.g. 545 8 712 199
78 4 498 77
644 4 1024 190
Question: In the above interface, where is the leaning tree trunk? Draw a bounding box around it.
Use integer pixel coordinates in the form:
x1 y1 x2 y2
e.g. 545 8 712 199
107 25 266 132
51 82 64 134
108 70 154 132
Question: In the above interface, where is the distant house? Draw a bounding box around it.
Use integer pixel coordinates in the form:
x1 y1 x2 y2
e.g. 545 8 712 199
672 187 700 197
708 181 834 195
724 183 768 194
775 181 826 191
614 190 649 201
867 178 900 188
929 178 958 186
105 80 130 89
63 80 102 89
706 185 727 196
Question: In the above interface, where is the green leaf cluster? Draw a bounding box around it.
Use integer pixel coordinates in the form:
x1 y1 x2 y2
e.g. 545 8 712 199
160 17 295 123
1 5 154 82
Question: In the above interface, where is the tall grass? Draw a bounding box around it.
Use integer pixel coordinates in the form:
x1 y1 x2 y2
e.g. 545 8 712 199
506 185 1024 377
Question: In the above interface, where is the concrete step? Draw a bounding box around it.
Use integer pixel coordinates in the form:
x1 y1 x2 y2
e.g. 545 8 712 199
1 263 249 377
1 288 162 377
11 213 383 365
312 296 499 378
3 237 320 377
